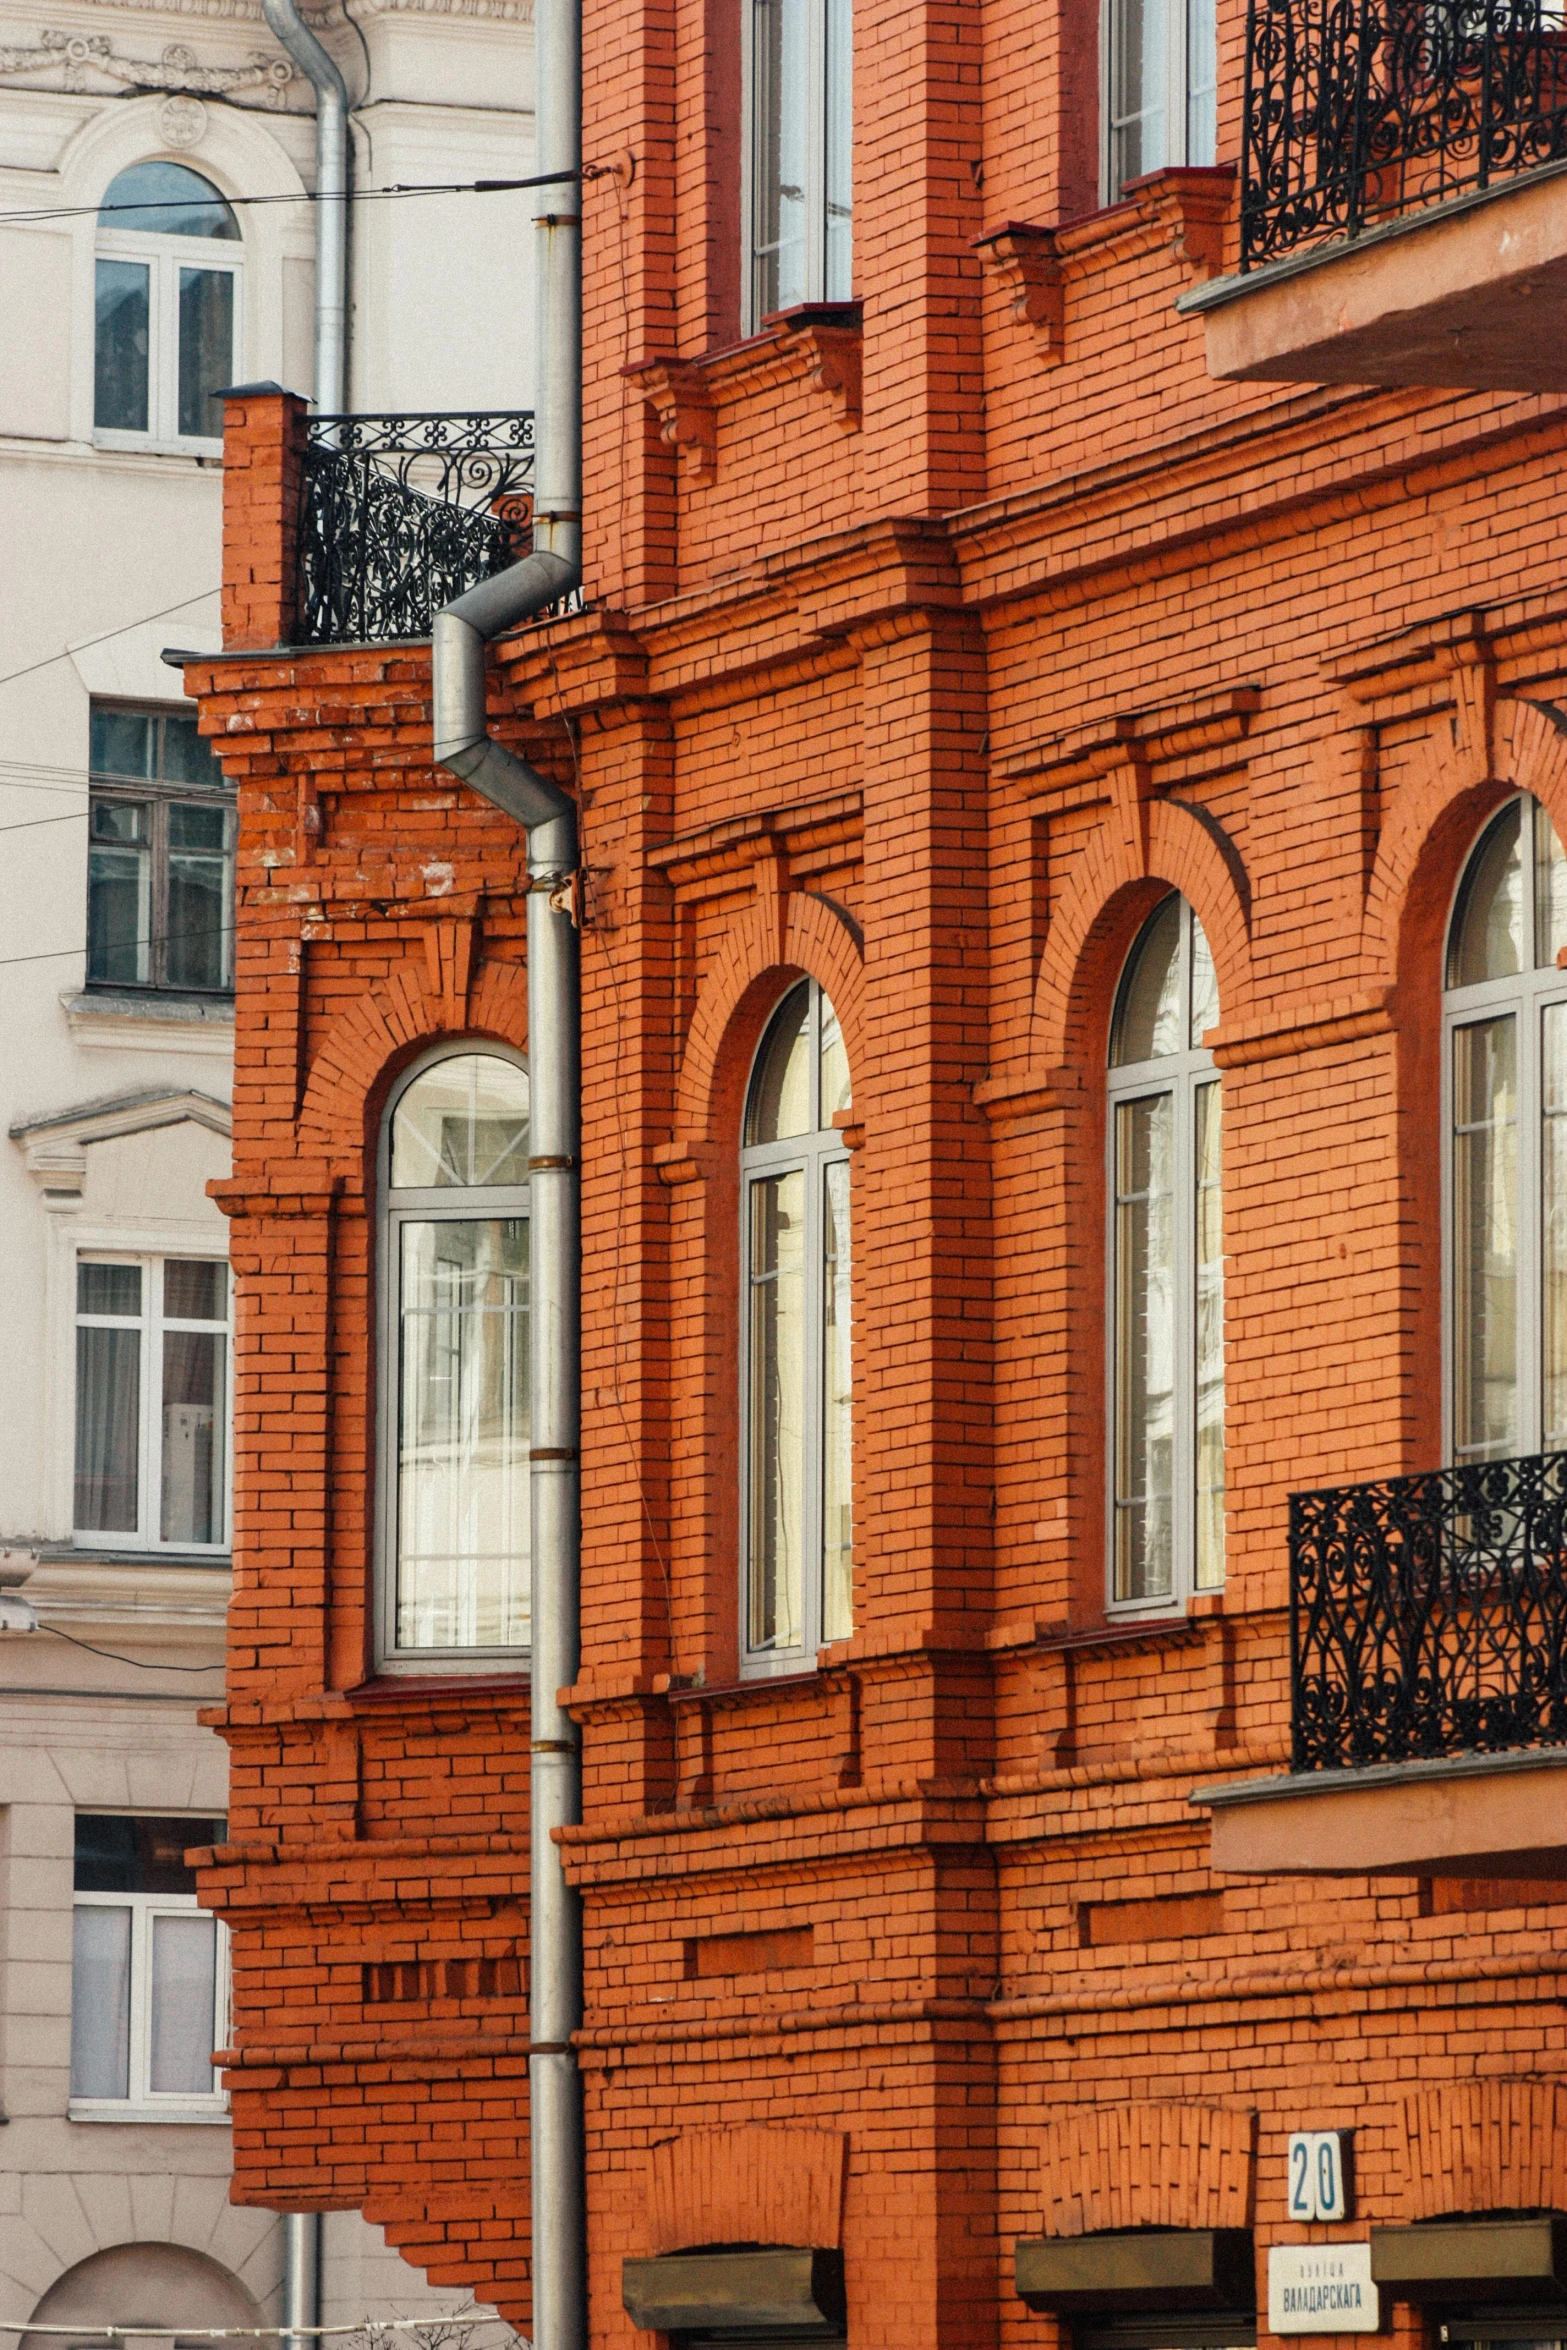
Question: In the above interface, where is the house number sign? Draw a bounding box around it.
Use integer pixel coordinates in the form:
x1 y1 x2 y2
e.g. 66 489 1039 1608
1287 2130 1352 2221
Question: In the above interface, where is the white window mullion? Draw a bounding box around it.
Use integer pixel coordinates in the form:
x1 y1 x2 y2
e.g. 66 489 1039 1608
143 1257 163 1547
1168 0 1190 167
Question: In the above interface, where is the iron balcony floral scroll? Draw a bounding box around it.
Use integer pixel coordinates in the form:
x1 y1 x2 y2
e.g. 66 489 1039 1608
1291 1448 1567 1769
297 411 536 646
1240 0 1567 269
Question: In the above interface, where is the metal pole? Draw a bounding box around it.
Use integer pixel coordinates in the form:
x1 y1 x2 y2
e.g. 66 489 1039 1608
281 2215 321 2350
430 5 584 2344
260 0 350 413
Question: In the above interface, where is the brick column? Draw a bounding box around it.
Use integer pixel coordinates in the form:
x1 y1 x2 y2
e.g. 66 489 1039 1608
220 383 308 651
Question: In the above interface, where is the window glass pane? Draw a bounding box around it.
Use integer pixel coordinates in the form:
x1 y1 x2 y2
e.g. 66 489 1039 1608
78 1261 142 1316
1449 800 1524 986
748 1169 806 1649
1452 1015 1519 1463
824 0 853 299
746 982 813 1143
822 1158 853 1642
1544 1003 1567 1451
88 836 151 986
391 1055 531 1189
94 259 149 432
819 990 852 1124
161 714 224 789
75 1325 141 1532
70 1906 131 2098
1194 1081 1225 1589
177 269 233 439
90 710 154 781
90 798 148 846
752 0 810 316
74 1814 223 1895
1114 1093 1175 1601
1186 0 1218 161
150 1914 218 2093
100 161 241 239
396 1219 530 1649
165 1259 227 1320
1189 912 1219 1048
1111 894 1183 1065
1110 0 1167 197
167 807 233 991
161 1329 225 1543
1537 803 1567 971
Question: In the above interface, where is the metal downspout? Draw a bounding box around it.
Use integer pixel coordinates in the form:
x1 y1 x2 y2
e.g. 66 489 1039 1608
430 3 584 2347
282 2213 321 2350
261 0 349 411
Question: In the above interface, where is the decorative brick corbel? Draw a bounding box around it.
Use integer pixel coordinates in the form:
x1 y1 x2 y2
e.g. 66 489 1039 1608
971 222 1066 364
1125 164 1236 282
625 358 717 485
653 1139 717 1187
785 322 862 427
423 913 479 1030
1445 631 1497 788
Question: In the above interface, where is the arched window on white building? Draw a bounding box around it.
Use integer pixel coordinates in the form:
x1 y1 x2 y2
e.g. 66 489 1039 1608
95 161 239 449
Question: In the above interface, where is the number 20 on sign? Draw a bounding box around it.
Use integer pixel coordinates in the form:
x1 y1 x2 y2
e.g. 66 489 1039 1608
1288 2132 1352 2222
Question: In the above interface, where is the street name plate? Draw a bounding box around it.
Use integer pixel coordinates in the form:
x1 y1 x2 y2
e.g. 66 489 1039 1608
1268 2243 1381 2333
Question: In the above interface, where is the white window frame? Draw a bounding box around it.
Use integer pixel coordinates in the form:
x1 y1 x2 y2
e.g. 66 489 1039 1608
1102 0 1218 204
740 0 854 333
94 222 240 456
376 1044 533 1676
739 981 853 1677
1442 792 1567 1466
73 1250 232 1555
69 1888 229 2124
1105 897 1225 1615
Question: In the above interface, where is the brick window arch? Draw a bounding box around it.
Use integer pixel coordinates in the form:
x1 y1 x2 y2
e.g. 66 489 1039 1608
1107 893 1225 1610
377 1043 532 1671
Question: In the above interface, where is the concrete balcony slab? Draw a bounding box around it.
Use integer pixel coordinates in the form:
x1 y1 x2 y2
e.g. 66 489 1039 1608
1179 160 1567 390
1191 1744 1567 1876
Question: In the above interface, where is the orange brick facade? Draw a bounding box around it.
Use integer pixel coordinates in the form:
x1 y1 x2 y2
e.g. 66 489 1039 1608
189 3 1567 2346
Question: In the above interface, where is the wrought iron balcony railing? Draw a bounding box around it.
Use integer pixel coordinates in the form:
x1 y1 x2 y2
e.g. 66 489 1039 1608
1291 1448 1567 1769
1241 0 1567 269
296 411 536 646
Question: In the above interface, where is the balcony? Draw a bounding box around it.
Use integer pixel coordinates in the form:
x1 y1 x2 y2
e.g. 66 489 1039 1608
1178 0 1567 389
295 410 537 645
1195 1452 1567 1876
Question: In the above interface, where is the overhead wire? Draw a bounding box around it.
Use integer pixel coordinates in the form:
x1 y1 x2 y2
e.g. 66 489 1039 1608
0 164 598 228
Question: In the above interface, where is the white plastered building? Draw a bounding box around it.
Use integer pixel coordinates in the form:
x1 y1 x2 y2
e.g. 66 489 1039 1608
0 0 533 2337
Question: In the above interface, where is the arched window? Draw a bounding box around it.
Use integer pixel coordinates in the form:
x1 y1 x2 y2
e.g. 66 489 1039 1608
1444 794 1567 1465
96 162 240 448
379 1049 531 1669
1107 894 1224 1608
741 980 853 1669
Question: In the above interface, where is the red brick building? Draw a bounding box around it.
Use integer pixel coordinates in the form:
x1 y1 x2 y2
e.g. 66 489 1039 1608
189 0 1567 2344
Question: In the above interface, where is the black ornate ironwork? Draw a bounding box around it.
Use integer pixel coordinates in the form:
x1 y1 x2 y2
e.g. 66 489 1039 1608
1291 1448 1567 1769
297 411 536 645
1241 0 1567 267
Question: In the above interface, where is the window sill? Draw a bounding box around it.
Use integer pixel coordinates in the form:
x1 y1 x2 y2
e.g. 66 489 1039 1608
42 1543 231 1570
68 2099 229 2124
63 990 235 1055
625 303 863 485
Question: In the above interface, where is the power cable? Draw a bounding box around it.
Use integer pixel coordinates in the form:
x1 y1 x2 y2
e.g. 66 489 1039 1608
0 165 594 227
0 589 219 693
33 1622 225 1673
0 918 233 970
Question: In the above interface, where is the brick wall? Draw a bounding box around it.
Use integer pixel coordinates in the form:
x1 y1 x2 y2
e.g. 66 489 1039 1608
190 3 1567 2345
